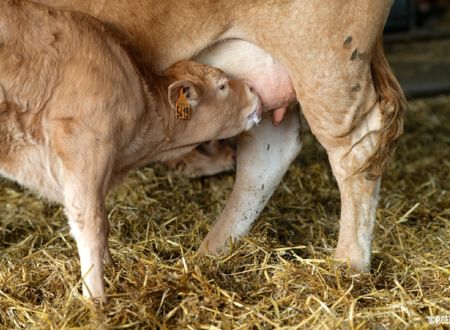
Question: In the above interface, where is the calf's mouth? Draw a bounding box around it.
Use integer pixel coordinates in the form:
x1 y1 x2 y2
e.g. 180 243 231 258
247 95 263 126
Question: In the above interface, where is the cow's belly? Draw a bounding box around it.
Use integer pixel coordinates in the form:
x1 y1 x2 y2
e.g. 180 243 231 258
194 39 295 112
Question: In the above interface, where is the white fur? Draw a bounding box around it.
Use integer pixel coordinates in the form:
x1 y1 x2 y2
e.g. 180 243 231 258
199 109 302 252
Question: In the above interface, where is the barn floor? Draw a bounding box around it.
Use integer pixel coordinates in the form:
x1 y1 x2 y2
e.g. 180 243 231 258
0 91 449 328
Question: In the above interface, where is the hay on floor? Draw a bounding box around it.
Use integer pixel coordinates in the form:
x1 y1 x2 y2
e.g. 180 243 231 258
0 95 449 328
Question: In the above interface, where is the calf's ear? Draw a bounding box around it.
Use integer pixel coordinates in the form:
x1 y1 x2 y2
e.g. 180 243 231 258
168 80 199 110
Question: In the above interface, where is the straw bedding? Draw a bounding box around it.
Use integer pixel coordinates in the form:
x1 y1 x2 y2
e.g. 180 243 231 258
0 93 448 329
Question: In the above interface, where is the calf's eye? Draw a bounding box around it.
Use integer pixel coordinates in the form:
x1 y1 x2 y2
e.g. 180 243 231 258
219 84 226 91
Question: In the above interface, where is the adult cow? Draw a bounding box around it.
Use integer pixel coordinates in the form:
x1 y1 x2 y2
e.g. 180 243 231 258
33 0 406 272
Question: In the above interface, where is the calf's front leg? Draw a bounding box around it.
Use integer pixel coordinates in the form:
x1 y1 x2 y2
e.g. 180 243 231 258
56 127 114 301
64 186 109 301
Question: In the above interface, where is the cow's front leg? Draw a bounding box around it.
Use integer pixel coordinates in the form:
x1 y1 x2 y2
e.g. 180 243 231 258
199 107 302 253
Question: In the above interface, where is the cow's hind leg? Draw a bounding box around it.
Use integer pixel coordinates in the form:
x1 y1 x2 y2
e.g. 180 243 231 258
293 40 405 271
330 156 382 272
299 91 383 272
199 107 302 253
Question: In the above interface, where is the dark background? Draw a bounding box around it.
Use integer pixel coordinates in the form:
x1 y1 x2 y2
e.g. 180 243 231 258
385 0 450 97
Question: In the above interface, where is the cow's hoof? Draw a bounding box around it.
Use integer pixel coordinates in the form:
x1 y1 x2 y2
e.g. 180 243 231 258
335 247 370 273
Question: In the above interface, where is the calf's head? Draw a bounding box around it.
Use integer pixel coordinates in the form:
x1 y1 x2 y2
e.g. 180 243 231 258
164 61 262 145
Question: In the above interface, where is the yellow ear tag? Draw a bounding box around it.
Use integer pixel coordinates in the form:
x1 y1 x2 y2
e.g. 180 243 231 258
175 89 191 120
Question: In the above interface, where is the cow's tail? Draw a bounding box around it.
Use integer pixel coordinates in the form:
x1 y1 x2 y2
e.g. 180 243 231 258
357 36 407 179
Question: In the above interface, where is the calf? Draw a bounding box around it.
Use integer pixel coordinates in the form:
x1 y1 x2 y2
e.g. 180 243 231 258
0 0 262 301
